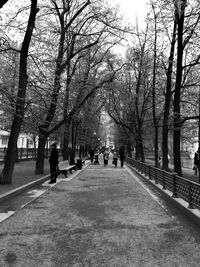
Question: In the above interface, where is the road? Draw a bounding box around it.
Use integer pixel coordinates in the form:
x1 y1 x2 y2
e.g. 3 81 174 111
0 160 200 266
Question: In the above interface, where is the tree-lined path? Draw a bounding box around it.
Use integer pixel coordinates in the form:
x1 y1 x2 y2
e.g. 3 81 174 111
0 158 200 266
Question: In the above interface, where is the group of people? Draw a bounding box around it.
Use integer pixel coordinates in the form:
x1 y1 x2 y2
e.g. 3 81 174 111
48 144 127 185
89 147 126 168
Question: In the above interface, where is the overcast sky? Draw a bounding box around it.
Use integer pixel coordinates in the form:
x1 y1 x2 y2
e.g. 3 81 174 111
108 0 148 27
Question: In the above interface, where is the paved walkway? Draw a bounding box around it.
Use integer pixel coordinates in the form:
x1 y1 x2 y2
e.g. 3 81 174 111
0 156 198 199
0 159 200 266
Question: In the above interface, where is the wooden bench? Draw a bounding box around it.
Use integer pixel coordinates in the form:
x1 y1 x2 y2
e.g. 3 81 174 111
80 158 86 166
57 161 77 177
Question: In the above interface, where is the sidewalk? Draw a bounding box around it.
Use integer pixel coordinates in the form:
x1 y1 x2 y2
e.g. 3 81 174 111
0 159 200 266
0 157 198 201
0 157 197 201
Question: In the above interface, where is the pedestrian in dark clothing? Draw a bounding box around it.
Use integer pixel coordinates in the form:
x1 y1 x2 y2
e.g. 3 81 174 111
112 150 118 168
49 143 59 184
89 148 95 163
119 147 125 167
194 149 200 175
103 148 109 167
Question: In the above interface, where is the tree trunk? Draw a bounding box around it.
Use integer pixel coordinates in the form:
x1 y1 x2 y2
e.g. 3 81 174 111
0 0 10 8
126 139 132 157
154 126 159 167
162 18 177 171
152 4 159 168
62 63 71 161
62 122 70 160
173 2 186 176
0 122 19 184
135 131 144 162
35 134 47 174
0 0 38 184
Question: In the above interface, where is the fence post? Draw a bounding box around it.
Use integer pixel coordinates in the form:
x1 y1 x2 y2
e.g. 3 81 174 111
148 165 151 180
188 183 194 209
162 170 166 190
172 173 178 198
138 161 140 172
155 168 158 184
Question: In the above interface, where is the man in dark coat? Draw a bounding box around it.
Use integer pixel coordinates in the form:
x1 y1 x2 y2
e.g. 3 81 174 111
194 148 200 175
89 147 95 163
49 143 59 183
119 147 125 167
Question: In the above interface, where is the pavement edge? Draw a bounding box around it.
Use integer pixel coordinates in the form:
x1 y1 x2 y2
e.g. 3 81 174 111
0 174 50 203
126 163 200 227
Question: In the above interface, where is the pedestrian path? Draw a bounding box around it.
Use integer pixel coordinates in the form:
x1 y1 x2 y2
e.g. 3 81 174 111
0 161 200 266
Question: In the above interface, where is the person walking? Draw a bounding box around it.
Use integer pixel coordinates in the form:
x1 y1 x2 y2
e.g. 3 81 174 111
194 148 200 175
119 147 125 167
89 147 95 164
113 149 118 168
49 143 59 184
103 148 109 167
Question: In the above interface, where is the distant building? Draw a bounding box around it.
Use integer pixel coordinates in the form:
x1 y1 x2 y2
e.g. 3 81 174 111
0 130 35 148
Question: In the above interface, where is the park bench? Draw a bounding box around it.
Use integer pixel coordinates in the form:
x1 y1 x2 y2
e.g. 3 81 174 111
81 158 86 165
57 161 77 177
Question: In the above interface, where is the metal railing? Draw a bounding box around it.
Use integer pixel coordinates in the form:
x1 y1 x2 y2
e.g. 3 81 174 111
125 157 200 210
0 147 89 163
0 148 52 162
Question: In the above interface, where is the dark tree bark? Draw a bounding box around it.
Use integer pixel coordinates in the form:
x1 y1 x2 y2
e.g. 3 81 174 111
135 131 144 161
0 0 9 8
62 124 70 160
152 4 159 167
0 0 38 184
173 1 186 176
35 133 47 174
162 17 177 171
134 47 145 162
62 61 72 161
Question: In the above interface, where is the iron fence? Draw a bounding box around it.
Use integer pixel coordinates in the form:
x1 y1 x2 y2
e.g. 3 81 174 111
0 148 52 162
125 157 200 210
0 147 89 162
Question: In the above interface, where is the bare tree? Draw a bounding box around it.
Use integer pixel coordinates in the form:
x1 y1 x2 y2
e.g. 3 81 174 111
0 0 39 184
162 15 177 171
34 0 123 174
173 0 200 175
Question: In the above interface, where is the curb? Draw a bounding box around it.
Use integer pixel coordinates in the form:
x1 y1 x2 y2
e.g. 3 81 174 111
0 174 51 203
126 163 200 227
0 160 90 203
